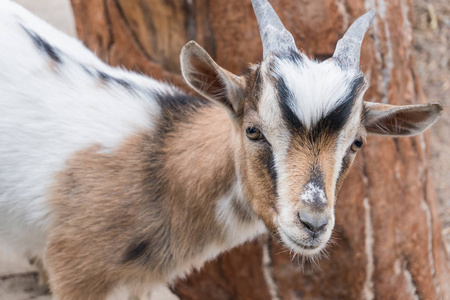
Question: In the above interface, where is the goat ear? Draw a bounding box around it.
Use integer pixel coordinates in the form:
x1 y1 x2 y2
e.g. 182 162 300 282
180 41 245 115
364 102 443 136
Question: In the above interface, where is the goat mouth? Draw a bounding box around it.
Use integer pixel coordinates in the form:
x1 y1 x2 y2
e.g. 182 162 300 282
278 228 321 250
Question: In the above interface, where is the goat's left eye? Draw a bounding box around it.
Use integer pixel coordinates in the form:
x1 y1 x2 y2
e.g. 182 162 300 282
246 126 263 141
351 139 364 151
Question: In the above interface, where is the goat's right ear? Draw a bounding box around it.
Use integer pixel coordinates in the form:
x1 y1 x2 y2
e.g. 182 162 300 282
180 41 245 116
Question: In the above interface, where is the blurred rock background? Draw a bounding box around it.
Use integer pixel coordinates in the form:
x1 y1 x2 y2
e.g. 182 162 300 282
0 0 448 299
414 0 450 253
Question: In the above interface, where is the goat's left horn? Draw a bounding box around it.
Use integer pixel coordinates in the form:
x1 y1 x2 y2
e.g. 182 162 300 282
333 10 376 69
251 0 298 59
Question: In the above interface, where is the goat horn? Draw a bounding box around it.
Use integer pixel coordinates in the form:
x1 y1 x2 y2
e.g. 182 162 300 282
333 10 376 69
251 0 298 59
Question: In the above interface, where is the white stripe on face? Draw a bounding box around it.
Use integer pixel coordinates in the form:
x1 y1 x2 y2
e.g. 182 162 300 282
257 60 285 136
257 60 292 211
273 58 361 130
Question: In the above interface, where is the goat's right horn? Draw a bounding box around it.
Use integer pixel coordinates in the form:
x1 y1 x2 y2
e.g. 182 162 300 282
333 10 376 69
251 0 298 59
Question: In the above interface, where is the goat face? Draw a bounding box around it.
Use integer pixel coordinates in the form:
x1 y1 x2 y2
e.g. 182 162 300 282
239 55 369 256
181 41 441 256
180 5 442 255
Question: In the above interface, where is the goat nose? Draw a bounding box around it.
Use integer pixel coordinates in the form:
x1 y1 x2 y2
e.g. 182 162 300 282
298 212 328 236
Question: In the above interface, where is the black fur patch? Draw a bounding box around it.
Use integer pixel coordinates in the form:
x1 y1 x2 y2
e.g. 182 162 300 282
80 64 94 76
267 149 278 196
253 142 278 200
97 71 133 89
313 76 365 135
305 164 327 211
155 92 210 126
309 164 325 188
337 154 351 180
22 26 61 63
277 76 303 132
123 240 149 263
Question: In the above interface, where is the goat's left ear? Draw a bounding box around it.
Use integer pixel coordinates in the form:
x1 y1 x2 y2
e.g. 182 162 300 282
364 102 443 136
180 41 245 116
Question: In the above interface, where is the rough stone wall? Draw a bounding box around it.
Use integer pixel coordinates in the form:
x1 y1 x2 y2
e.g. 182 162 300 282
70 1 449 299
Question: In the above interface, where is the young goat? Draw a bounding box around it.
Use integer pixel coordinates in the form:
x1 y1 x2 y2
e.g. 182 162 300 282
0 0 442 299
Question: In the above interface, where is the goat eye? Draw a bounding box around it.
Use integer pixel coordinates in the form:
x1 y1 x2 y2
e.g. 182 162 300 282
246 126 263 141
351 139 364 151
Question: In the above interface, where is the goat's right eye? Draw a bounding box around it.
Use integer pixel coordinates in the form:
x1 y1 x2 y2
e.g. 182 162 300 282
246 126 263 141
351 139 364 151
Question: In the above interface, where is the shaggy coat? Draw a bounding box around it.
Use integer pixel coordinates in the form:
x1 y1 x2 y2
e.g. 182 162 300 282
0 1 442 299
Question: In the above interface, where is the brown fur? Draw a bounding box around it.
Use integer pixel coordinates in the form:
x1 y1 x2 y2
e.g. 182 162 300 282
285 139 337 208
235 131 279 232
46 105 254 300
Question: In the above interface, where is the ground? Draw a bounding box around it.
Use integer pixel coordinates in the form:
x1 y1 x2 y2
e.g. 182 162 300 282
0 0 449 299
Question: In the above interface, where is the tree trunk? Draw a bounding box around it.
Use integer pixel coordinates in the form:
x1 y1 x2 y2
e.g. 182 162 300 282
70 0 449 299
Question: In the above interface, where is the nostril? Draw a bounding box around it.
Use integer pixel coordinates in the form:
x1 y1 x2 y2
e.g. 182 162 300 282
298 212 328 234
300 220 316 232
317 222 327 232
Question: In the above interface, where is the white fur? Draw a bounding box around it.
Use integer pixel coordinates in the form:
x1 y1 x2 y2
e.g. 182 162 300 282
274 57 360 129
0 0 172 258
257 60 286 136
215 180 266 247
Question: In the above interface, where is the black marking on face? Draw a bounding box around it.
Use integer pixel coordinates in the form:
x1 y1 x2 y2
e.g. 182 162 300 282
303 164 327 211
22 26 61 63
273 52 305 133
310 164 325 188
277 76 303 132
255 145 278 199
335 153 354 195
338 154 351 180
267 149 278 196
313 76 365 136
123 240 149 263
282 75 365 146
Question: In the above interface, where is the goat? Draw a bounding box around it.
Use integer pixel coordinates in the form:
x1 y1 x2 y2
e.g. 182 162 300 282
0 0 442 299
